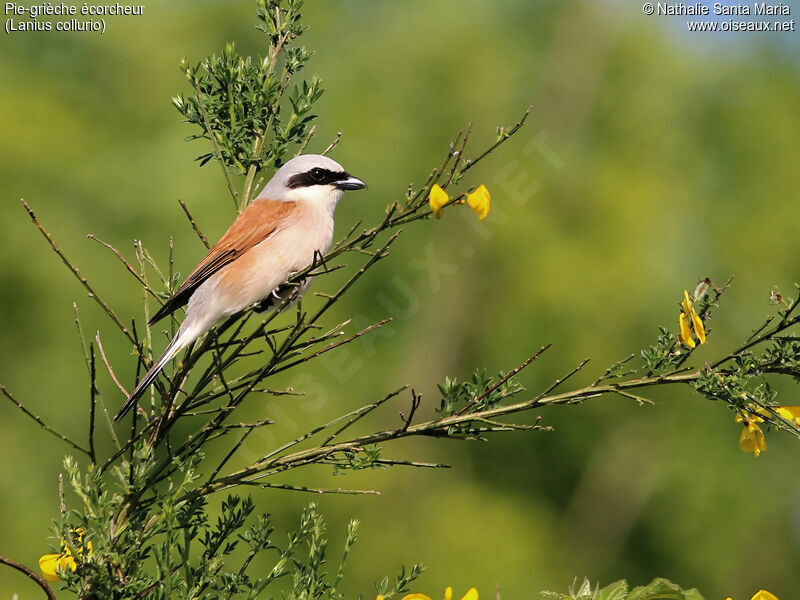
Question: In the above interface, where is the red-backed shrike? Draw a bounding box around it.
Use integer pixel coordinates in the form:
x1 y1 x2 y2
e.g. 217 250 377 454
114 154 366 421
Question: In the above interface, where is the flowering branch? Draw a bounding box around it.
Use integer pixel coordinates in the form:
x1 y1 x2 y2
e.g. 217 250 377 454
178 289 800 502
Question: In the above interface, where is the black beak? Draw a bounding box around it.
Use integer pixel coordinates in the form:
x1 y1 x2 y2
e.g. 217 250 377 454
335 174 367 191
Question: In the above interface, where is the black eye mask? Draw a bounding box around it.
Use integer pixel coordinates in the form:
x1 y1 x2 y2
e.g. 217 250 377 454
287 168 349 189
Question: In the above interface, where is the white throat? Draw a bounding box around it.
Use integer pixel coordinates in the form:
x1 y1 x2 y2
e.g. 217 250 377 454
285 185 344 217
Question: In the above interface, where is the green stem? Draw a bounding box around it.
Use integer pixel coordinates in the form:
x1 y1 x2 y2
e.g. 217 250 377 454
183 370 701 502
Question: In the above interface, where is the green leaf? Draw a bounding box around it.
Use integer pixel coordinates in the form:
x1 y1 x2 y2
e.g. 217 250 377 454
627 578 704 600
597 580 629 600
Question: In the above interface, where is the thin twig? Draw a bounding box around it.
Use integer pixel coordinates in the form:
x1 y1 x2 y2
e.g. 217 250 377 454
59 473 66 515
95 331 130 397
73 303 92 375
591 354 635 386
534 358 591 400
240 482 379 495
132 563 184 600
193 86 239 209
87 234 163 301
22 199 136 345
442 122 472 189
322 130 343 155
471 416 547 432
746 316 774 344
177 199 211 249
322 387 408 446
269 319 392 376
1 385 90 456
295 124 316 156
0 555 56 600
612 389 654 406
372 458 449 469
458 345 551 415
461 105 533 175
399 390 421 433
181 369 704 503
208 427 257 485
89 343 98 464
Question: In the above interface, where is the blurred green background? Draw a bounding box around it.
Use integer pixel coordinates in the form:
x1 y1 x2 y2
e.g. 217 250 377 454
2 1 799 598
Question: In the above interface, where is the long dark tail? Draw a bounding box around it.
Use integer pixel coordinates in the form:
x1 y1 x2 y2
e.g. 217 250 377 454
114 335 185 422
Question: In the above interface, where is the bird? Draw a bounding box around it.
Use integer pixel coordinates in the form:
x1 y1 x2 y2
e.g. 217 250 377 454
114 154 367 422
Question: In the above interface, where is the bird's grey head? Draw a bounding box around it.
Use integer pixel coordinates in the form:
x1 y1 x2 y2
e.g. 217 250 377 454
257 155 367 205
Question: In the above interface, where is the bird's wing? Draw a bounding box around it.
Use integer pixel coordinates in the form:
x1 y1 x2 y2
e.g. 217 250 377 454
149 199 297 325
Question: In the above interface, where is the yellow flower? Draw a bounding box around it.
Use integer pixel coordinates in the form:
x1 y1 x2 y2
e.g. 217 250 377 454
397 587 478 600
736 411 764 425
734 404 800 457
39 531 92 582
679 289 706 347
736 413 767 457
428 183 491 221
775 406 800 426
751 591 779 600
39 551 76 582
429 184 449 219
692 311 706 344
679 312 695 348
466 185 490 221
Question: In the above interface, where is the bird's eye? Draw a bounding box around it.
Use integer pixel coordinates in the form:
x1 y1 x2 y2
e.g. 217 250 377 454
309 168 326 182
